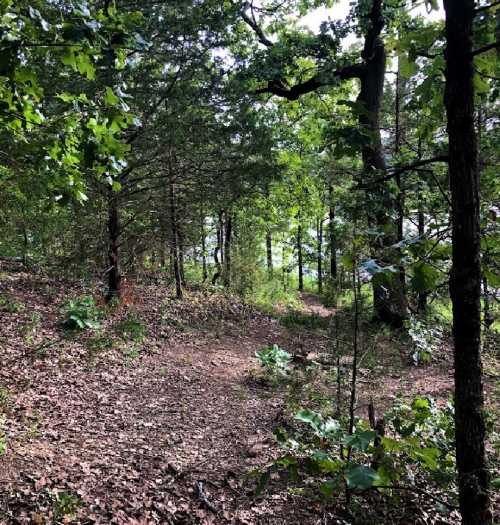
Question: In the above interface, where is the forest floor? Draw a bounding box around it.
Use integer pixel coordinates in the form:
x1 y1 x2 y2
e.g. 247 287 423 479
0 263 498 525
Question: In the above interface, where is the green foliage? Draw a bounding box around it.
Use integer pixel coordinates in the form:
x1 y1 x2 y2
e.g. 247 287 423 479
280 311 330 331
62 296 102 331
405 316 443 365
256 396 456 500
114 313 147 342
0 387 10 411
85 333 115 362
52 491 83 520
250 278 301 313
256 344 292 376
121 344 140 361
0 293 25 313
0 416 5 456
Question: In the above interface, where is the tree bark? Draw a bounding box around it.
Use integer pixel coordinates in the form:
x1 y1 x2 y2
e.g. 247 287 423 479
328 185 337 282
218 209 224 264
395 65 406 292
168 176 183 299
297 215 304 292
357 0 408 326
212 215 222 285
317 218 323 294
417 204 428 314
223 214 232 288
106 192 121 302
200 213 208 283
443 1 491 523
178 225 186 286
266 231 273 277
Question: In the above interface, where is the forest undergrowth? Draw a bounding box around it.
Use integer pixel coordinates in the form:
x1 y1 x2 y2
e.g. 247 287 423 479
0 262 498 524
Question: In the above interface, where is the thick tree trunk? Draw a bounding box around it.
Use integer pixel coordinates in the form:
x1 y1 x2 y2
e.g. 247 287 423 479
328 185 337 282
317 218 323 294
358 0 408 327
266 231 273 277
106 193 121 302
443 1 491 523
168 177 183 299
297 217 304 292
223 214 232 288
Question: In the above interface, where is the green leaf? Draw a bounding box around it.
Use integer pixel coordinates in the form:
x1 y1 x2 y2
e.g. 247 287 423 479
295 409 323 432
255 470 270 496
104 86 120 107
56 92 75 103
411 262 440 293
343 430 376 452
345 465 379 490
319 479 338 497
412 447 440 470
484 269 500 288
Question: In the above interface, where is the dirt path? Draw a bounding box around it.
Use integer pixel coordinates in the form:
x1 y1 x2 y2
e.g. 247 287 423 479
0 272 332 524
299 293 333 318
1 273 496 524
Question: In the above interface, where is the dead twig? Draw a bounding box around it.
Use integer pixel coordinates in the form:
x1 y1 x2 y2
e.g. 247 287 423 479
196 481 219 514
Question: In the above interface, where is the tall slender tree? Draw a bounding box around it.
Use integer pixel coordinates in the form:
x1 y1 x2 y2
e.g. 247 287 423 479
443 1 491 522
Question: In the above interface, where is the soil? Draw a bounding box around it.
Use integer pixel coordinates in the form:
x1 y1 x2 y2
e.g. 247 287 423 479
0 266 497 524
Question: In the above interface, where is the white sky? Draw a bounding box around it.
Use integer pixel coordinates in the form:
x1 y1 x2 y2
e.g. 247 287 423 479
301 0 444 47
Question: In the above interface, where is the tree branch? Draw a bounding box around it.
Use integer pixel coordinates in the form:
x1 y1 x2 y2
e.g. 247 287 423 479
241 4 274 48
254 64 365 100
359 155 449 188
472 41 499 56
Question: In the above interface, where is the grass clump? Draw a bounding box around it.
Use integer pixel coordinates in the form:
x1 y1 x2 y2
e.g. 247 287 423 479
62 295 102 330
114 312 147 342
0 293 25 313
280 311 330 331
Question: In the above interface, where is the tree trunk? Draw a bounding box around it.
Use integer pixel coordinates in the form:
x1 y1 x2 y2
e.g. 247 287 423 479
168 176 183 299
201 213 208 283
395 66 406 292
223 214 232 288
417 204 428 314
328 185 337 282
358 0 408 326
178 225 186 286
266 231 273 277
317 218 323 294
218 210 224 264
106 192 121 302
443 1 491 523
297 216 304 292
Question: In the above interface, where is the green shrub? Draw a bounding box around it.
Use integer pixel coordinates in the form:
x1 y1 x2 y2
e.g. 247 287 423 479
0 293 25 313
256 344 292 376
114 312 147 342
52 491 83 520
255 279 301 312
62 296 102 330
255 396 456 502
280 311 330 331
405 316 443 365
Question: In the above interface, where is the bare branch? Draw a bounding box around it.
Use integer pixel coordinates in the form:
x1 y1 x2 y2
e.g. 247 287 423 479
241 4 274 48
359 155 449 188
254 64 365 100
472 41 499 56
